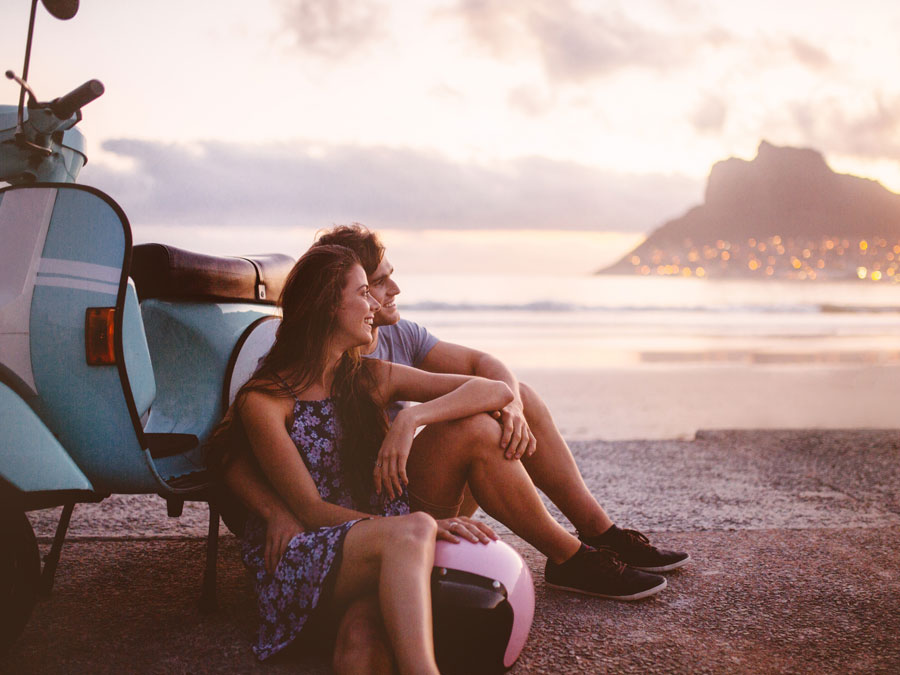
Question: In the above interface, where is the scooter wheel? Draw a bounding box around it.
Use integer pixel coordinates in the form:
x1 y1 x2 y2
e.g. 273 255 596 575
0 509 41 655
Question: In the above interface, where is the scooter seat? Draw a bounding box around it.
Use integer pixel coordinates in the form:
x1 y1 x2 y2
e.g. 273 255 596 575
131 243 294 305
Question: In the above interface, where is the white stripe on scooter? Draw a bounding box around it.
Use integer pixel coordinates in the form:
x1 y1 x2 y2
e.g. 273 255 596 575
34 276 118 296
39 258 120 283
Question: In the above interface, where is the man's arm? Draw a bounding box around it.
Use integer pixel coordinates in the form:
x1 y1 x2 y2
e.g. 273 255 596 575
418 341 536 459
222 451 304 574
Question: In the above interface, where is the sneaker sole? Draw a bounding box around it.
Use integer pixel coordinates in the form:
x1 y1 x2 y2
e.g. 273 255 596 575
545 576 667 601
630 554 692 573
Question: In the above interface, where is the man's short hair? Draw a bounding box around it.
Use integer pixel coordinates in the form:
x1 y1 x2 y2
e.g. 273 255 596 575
313 224 384 276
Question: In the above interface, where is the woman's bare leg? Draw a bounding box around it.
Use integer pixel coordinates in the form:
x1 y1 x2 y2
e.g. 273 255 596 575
407 414 581 564
331 513 439 675
333 595 394 675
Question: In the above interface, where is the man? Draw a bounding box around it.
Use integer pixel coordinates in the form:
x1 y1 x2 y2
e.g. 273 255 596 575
315 224 689 574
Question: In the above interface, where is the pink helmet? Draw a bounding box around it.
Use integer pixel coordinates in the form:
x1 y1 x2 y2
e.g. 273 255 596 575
432 538 535 672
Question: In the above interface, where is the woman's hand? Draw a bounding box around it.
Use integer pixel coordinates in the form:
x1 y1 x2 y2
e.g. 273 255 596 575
264 508 305 574
373 412 416 500
436 516 497 544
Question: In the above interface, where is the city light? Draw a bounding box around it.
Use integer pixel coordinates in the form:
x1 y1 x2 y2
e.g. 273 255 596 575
626 236 900 282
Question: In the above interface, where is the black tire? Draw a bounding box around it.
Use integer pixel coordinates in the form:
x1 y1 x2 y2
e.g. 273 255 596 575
0 509 41 655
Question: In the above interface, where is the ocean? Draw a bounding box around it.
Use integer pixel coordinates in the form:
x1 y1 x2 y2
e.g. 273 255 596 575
396 274 900 439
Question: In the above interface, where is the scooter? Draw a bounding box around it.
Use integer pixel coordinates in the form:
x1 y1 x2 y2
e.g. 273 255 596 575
0 0 291 652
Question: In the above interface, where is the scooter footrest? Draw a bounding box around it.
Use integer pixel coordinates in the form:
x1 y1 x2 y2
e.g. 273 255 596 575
165 469 210 491
145 433 199 459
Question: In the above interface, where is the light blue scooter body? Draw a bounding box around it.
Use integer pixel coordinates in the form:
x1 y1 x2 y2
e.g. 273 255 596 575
13 184 163 493
140 301 276 480
0 380 92 493
0 182 281 499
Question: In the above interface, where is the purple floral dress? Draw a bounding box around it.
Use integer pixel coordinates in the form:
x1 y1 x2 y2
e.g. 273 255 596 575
242 397 408 660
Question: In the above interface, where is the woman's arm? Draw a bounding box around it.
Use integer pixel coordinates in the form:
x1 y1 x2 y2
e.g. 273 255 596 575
240 390 372 528
370 361 514 498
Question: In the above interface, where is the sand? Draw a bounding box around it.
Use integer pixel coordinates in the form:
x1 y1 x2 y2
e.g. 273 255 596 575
516 364 900 440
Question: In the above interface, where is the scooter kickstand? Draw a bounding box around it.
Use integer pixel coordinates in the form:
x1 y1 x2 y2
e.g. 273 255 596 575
40 501 75 597
199 500 220 613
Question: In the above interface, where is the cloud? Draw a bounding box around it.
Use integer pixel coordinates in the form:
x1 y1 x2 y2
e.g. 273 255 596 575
452 1 840 90
787 37 832 70
691 95 728 133
278 0 386 57
507 85 554 116
788 95 900 160
81 139 701 234
454 0 694 81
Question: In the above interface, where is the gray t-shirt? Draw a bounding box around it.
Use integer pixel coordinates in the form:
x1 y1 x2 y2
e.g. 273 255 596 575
365 319 439 418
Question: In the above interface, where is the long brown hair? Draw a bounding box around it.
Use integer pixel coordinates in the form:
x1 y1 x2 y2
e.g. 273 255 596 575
207 244 387 506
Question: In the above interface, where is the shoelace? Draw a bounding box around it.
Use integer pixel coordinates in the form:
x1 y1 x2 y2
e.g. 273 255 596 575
619 528 658 552
585 545 627 573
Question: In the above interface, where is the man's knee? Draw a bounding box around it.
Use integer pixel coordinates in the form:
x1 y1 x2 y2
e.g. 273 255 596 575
447 412 503 446
519 381 553 427
519 381 543 414
333 597 390 673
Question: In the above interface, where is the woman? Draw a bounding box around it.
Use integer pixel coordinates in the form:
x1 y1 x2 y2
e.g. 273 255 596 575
209 244 511 673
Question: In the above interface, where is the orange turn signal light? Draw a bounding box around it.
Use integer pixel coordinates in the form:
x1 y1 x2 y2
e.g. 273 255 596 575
85 307 116 365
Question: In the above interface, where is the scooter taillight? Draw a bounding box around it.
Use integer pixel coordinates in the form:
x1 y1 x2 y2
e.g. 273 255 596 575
85 307 116 365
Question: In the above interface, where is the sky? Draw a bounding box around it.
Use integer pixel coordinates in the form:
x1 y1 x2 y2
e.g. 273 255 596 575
3 0 900 274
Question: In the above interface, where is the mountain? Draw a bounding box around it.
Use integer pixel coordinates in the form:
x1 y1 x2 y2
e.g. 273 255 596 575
599 141 900 281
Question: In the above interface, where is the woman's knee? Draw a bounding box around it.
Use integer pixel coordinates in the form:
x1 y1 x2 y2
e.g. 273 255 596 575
402 511 438 541
382 511 437 549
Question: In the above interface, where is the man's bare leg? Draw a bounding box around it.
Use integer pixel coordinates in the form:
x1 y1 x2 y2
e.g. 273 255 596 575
517 382 613 537
407 413 581 564
457 383 613 536
332 595 393 675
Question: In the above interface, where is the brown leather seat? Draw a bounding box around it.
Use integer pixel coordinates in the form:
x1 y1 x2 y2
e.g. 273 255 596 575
130 243 294 305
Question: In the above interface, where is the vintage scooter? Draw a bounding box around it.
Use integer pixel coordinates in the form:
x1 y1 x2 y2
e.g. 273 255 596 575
0 0 291 652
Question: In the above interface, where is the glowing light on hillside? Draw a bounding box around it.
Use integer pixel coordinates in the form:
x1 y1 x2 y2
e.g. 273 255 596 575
860 240 868 251
857 266 868 279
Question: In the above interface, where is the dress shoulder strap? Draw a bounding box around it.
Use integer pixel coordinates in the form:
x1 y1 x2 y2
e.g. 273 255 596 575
272 372 302 405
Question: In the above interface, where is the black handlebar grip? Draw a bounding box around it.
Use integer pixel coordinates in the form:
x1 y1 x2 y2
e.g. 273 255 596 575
49 79 105 119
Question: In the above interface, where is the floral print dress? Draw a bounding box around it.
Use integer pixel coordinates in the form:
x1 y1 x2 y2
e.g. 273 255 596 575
241 396 408 660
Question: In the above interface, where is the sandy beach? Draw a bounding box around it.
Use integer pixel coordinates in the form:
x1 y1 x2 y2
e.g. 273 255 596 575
510 365 900 440
10 426 900 674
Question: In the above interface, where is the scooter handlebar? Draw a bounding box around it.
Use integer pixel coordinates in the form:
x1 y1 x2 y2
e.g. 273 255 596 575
48 79 104 119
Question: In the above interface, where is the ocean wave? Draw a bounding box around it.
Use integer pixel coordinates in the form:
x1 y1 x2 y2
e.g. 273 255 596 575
402 301 882 314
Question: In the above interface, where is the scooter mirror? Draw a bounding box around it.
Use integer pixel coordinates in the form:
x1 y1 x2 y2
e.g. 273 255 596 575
40 0 79 20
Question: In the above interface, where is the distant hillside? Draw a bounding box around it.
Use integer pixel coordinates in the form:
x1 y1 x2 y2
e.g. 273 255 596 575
599 141 900 281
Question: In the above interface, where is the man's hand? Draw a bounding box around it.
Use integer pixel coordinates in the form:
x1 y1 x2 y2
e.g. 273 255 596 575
496 401 536 460
264 509 304 574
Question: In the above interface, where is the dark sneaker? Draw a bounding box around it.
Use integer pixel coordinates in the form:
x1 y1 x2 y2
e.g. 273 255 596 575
545 544 667 601
581 525 691 573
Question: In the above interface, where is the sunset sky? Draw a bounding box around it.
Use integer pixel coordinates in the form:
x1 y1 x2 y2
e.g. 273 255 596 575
3 0 900 273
